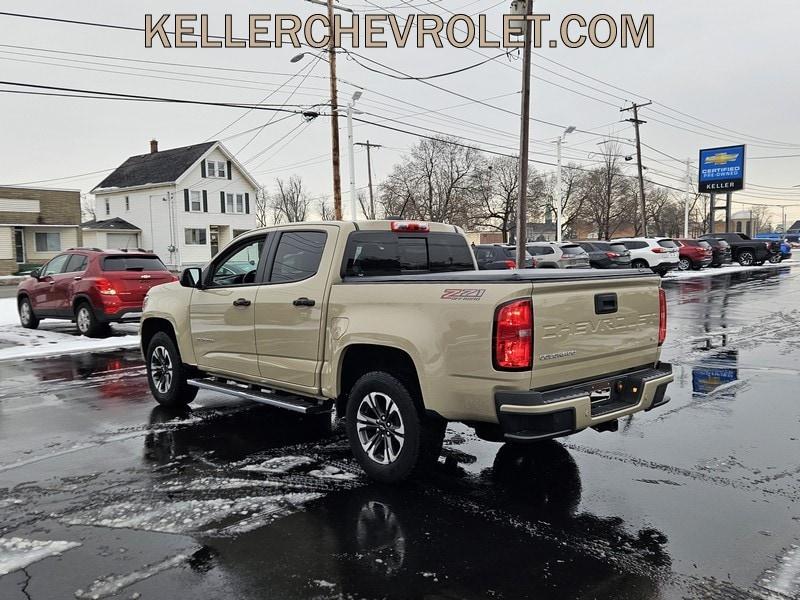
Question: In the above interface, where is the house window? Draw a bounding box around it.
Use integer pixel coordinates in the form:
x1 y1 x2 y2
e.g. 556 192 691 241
105 198 110 216
35 232 61 252
190 191 203 212
185 228 207 245
207 160 226 178
226 193 245 214
125 196 130 211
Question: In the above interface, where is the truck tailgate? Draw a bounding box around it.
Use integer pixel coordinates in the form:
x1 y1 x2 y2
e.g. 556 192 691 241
530 275 662 390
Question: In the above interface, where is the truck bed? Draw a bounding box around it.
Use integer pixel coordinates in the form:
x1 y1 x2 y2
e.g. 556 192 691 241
341 268 656 284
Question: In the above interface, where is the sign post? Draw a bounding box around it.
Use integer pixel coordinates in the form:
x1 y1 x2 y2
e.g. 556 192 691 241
699 145 746 233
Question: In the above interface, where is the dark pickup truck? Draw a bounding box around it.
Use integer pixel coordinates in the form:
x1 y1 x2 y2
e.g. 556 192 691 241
699 233 777 266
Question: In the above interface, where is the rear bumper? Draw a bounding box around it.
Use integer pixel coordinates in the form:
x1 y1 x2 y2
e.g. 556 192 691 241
494 363 673 442
653 261 679 273
97 306 143 323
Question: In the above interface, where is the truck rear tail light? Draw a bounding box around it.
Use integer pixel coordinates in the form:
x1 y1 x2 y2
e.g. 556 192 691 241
504 260 516 269
493 299 533 371
391 221 429 232
95 278 118 296
658 288 667 346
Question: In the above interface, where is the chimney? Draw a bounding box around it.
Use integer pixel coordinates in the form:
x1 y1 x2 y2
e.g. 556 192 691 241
150 139 158 154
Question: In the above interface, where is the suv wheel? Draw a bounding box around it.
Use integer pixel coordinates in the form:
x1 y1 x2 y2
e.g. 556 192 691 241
631 259 649 270
677 258 692 271
769 254 783 264
346 371 445 483
75 302 109 338
146 331 198 408
18 296 39 329
737 251 755 266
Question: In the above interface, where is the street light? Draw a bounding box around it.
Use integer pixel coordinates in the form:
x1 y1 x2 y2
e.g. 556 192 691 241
554 125 576 243
346 91 363 221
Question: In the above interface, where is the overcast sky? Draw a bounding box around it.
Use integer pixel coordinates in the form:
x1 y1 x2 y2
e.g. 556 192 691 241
2 0 800 225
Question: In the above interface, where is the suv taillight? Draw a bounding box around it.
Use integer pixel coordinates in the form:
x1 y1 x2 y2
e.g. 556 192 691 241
504 260 516 269
658 288 667 346
95 278 118 296
652 247 667 254
493 299 533 371
606 252 620 259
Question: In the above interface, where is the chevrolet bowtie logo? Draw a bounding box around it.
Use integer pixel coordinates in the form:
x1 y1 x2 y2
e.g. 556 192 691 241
704 152 739 166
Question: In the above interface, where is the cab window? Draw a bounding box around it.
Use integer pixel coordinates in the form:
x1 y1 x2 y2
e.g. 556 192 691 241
270 231 328 283
208 236 267 287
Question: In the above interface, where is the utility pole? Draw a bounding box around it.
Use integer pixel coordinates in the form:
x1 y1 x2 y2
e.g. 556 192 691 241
554 126 576 243
621 101 652 237
684 158 692 238
346 92 362 221
355 141 382 219
513 0 534 268
327 0 343 220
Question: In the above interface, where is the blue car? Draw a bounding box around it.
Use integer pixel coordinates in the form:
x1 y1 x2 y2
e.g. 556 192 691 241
755 234 792 261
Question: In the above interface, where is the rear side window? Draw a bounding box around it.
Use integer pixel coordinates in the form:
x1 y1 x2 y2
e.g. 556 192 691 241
102 256 167 271
64 254 88 273
608 243 627 253
681 240 700 247
344 232 474 277
560 245 584 255
658 239 678 248
698 241 712 248
578 242 597 252
622 241 648 250
271 231 327 283
474 247 496 262
528 246 554 256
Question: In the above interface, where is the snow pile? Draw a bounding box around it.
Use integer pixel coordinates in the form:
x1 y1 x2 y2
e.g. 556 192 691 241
65 493 322 535
308 465 359 481
240 455 316 474
0 537 81 575
74 554 189 599
0 298 139 362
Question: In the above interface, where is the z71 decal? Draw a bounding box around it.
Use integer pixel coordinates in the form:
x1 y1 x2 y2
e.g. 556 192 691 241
441 289 486 301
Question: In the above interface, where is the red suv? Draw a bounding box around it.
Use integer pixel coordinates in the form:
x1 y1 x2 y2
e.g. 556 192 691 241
675 239 714 271
17 248 177 337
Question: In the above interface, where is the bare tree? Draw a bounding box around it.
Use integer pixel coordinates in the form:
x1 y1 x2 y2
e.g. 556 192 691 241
358 189 380 220
318 197 336 221
749 205 771 234
254 185 270 227
583 143 636 240
81 195 96 221
470 156 517 242
271 175 309 223
379 136 481 227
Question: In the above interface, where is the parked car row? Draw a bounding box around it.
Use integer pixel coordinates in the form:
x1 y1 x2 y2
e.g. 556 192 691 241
475 231 788 276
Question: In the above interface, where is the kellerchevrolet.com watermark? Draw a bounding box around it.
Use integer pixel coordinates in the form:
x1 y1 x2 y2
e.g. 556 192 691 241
144 13 654 49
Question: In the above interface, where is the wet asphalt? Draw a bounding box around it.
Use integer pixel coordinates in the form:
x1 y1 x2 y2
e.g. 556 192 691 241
1 266 799 600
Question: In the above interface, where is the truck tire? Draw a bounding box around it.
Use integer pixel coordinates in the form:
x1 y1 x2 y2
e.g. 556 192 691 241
145 331 198 408
75 301 110 338
346 371 445 483
18 296 39 329
737 250 755 266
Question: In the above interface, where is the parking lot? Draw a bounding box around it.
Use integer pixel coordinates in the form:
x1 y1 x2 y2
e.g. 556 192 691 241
0 264 799 600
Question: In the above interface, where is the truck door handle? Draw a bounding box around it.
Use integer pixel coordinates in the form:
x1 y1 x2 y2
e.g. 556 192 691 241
233 298 252 307
293 297 316 307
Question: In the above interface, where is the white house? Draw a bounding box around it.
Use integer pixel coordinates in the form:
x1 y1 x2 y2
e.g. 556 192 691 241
90 140 259 268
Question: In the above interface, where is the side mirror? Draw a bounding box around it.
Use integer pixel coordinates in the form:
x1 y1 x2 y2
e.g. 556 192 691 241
180 267 203 289
29 268 41 280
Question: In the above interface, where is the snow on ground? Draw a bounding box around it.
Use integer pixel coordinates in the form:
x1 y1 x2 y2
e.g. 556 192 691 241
0 537 81 575
74 554 189 600
0 297 139 362
663 259 795 281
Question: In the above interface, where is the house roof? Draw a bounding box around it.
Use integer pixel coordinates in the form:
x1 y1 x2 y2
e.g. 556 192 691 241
81 217 141 231
92 141 217 192
787 220 800 233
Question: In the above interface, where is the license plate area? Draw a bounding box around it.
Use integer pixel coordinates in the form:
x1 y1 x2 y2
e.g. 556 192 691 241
590 380 640 417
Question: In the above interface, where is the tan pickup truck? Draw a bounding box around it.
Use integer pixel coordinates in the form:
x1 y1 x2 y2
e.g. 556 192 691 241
141 220 673 482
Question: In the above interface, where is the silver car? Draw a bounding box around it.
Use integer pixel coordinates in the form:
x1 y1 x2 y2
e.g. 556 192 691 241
526 242 591 269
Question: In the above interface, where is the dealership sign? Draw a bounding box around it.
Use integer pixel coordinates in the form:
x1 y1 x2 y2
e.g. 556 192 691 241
698 145 746 193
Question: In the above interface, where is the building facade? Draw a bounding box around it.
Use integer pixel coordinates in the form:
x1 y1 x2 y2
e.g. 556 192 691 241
0 186 83 275
91 140 259 268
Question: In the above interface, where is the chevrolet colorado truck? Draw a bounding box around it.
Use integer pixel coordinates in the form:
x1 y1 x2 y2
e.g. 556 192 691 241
141 221 673 482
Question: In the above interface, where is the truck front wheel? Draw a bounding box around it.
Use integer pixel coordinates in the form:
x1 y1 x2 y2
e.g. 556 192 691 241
146 331 198 408
346 371 445 483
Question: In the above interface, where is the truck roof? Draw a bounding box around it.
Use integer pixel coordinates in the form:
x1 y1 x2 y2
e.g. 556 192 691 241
246 220 461 234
